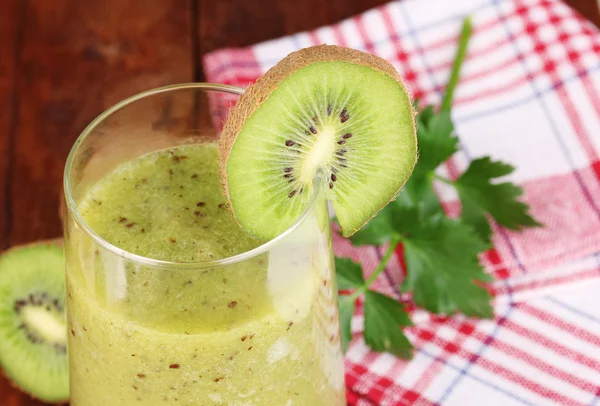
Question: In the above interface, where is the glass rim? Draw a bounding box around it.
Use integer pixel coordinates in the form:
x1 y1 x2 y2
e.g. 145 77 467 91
64 82 323 269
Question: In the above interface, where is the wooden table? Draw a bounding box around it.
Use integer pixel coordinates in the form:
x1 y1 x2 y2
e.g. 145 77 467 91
0 0 598 404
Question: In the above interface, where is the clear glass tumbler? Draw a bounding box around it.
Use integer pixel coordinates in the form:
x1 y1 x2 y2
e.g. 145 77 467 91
63 84 345 405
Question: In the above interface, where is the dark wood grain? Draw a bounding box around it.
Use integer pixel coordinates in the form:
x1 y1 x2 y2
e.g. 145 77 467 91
7 0 193 247
198 0 331 57
0 0 45 395
570 0 600 26
328 0 390 23
0 0 22 252
0 0 598 404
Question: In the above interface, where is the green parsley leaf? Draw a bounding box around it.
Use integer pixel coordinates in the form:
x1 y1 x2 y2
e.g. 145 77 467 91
397 105 454 217
364 290 413 359
415 110 458 175
399 171 444 218
460 195 494 247
417 104 435 127
338 295 356 352
348 203 417 246
335 257 365 290
347 206 397 246
455 157 541 242
401 215 494 318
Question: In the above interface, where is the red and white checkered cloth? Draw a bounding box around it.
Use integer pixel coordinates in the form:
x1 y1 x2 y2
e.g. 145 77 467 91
203 0 600 404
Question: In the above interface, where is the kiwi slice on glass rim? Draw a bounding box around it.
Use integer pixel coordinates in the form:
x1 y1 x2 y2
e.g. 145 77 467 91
0 240 68 403
220 45 417 239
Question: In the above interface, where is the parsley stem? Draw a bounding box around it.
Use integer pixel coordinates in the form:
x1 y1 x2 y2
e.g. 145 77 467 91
433 173 455 185
440 17 473 112
361 237 401 292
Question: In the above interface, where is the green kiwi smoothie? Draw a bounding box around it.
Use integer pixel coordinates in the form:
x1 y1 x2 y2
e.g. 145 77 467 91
66 144 345 405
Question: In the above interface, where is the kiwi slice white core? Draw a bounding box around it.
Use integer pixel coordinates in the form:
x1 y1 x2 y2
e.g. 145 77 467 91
221 45 417 240
21 306 66 346
300 125 336 183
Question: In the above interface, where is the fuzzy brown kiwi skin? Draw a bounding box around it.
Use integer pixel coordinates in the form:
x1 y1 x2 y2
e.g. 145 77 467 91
0 238 68 405
1 368 68 406
219 45 418 237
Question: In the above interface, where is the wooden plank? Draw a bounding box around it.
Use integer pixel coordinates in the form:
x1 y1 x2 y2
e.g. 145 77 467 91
328 0 389 25
198 0 332 57
0 0 21 251
0 18 41 406
8 0 193 246
0 0 51 396
567 0 600 27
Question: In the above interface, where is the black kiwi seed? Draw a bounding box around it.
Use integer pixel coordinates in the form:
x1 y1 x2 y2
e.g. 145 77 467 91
340 108 350 123
327 105 332 116
283 174 292 178
284 167 293 173
329 182 334 189
309 126 317 134
285 140 295 147
343 133 352 139
331 174 337 182
288 190 297 198
14 299 26 312
337 140 346 145
312 116 318 123
337 149 347 155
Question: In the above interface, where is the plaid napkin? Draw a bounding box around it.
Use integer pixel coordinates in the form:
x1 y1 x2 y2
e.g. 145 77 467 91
203 0 600 404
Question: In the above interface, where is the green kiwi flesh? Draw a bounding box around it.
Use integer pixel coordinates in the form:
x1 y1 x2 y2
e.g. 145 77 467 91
0 240 68 403
221 45 417 240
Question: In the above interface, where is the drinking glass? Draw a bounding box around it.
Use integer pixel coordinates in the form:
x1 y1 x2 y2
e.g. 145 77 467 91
63 84 346 405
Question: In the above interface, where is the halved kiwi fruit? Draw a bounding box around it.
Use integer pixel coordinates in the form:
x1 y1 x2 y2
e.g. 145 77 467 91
0 240 68 403
220 45 417 239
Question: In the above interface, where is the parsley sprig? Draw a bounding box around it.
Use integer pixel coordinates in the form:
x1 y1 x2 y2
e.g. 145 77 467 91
336 17 541 359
